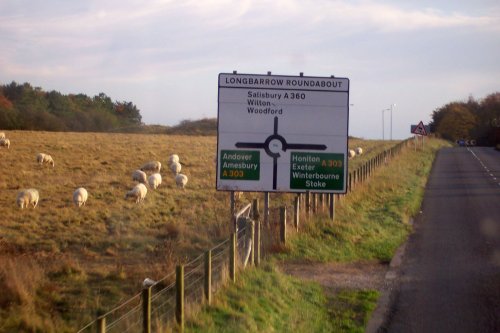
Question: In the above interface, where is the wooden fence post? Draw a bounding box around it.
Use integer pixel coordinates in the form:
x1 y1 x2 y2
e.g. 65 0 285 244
204 250 211 305
252 199 261 266
264 192 270 226
280 206 287 243
230 191 235 216
294 195 299 231
250 219 255 266
230 233 236 282
176 265 184 331
97 315 106 333
329 193 335 221
252 199 260 221
312 193 317 214
142 286 151 333
305 191 310 216
255 220 261 266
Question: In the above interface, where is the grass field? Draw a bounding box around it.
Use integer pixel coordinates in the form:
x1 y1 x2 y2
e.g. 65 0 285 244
0 130 407 331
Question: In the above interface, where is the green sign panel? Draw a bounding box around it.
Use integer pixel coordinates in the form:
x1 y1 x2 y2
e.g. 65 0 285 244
290 152 344 190
220 150 260 180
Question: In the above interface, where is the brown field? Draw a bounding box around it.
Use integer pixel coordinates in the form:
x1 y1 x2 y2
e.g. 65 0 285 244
0 130 396 331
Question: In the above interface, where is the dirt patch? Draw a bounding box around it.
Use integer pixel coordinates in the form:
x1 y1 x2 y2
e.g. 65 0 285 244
280 260 389 291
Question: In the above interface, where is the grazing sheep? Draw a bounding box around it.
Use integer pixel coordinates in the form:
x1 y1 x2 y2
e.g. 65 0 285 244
37 153 55 167
148 173 162 189
355 147 363 155
168 154 179 164
0 138 10 149
169 161 181 175
0 132 5 139
16 189 39 209
132 170 148 184
73 187 88 207
348 149 356 159
141 161 161 173
175 174 188 189
125 183 148 203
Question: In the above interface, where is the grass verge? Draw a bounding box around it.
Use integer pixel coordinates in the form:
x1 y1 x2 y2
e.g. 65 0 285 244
186 262 377 333
282 138 451 263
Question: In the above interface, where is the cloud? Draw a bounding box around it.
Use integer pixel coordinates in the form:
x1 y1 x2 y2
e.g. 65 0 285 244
1 0 498 132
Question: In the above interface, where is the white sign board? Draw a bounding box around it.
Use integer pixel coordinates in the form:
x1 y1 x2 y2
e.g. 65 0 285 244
217 73 350 193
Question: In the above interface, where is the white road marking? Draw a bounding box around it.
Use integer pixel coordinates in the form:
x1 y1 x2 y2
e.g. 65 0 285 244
468 147 499 186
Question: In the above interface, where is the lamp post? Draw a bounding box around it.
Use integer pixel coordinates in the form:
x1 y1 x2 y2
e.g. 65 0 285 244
390 103 396 140
382 108 389 140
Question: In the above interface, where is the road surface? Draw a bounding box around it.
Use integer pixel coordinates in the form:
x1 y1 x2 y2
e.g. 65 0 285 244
383 147 500 333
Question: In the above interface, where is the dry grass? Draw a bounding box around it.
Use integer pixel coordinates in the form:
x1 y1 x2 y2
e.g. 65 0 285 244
0 130 397 330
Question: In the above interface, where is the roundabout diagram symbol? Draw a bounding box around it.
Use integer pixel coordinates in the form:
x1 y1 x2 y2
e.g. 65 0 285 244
235 116 327 189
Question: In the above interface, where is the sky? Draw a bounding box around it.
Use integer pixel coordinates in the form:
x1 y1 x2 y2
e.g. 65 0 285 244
1 0 499 139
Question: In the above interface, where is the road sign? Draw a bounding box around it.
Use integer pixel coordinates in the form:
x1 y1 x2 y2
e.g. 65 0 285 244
411 121 428 136
217 72 350 193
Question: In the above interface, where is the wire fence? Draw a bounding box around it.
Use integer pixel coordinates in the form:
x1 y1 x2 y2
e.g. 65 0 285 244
77 139 411 332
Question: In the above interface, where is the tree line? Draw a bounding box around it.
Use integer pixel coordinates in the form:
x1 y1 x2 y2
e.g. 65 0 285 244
0 81 142 132
430 92 500 145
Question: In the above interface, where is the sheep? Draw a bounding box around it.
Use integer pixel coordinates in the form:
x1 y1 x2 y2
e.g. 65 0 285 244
36 153 55 167
132 169 148 184
16 189 39 209
125 183 147 203
140 161 161 173
348 149 356 159
169 161 181 175
355 147 363 155
73 187 88 207
175 174 188 189
168 154 179 164
148 173 162 189
0 138 10 149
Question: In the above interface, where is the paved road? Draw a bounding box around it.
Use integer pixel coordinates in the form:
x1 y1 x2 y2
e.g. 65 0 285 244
383 147 500 333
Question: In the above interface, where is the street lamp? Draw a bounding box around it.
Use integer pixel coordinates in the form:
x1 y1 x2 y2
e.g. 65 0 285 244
390 103 396 140
382 108 390 140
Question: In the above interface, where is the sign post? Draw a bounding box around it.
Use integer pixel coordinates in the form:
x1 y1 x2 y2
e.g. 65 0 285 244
411 121 428 151
217 72 350 193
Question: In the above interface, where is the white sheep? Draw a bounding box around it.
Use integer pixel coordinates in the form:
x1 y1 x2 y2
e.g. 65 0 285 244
132 169 148 184
140 161 161 173
169 161 181 175
148 173 162 189
355 147 363 155
0 138 10 149
73 187 88 207
168 154 179 164
36 153 55 167
348 149 356 159
175 174 188 189
16 189 39 209
0 132 5 139
125 183 147 203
